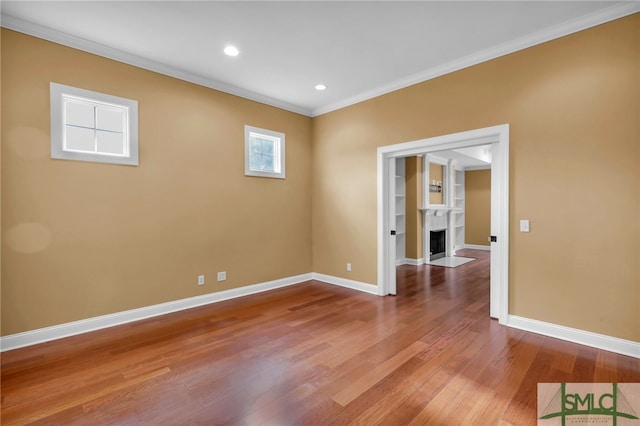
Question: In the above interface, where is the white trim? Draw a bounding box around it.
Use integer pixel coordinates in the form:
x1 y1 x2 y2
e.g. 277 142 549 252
2 274 637 358
311 273 378 296
244 125 286 179
50 82 139 166
463 244 491 251
492 132 510 323
311 2 640 116
0 15 310 117
3 4 638 118
464 165 492 171
0 273 313 352
378 124 509 319
507 315 640 359
404 258 424 266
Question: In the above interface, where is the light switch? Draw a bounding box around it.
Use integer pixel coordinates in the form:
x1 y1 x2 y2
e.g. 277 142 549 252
520 220 530 233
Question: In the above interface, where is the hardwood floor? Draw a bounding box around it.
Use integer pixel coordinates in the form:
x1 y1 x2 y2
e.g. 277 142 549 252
2 249 638 425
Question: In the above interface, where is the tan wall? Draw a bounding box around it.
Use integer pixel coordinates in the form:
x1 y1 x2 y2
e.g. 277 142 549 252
405 156 423 260
0 29 3 323
312 15 640 341
465 169 491 246
2 16 640 343
1 30 313 335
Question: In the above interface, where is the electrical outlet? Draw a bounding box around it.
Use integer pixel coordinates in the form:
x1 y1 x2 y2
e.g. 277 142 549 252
217 271 226 282
520 219 530 233
197 275 205 286
346 263 352 272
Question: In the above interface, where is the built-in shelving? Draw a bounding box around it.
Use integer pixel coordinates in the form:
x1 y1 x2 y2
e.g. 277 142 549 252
395 158 406 265
454 169 465 250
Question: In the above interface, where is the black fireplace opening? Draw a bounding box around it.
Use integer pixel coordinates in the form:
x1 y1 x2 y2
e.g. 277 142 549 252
430 230 446 261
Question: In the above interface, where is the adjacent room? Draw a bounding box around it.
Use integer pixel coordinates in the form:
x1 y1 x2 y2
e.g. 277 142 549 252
1 2 639 424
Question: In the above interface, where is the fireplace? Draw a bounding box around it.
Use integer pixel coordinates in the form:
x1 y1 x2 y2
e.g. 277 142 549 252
430 229 446 260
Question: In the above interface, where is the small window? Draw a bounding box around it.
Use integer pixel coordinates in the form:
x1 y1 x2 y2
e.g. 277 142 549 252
50 82 138 166
244 125 285 179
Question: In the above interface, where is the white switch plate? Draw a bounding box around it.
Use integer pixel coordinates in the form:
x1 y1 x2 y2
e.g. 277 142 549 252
346 263 352 272
520 220 530 232
217 271 226 282
197 275 205 286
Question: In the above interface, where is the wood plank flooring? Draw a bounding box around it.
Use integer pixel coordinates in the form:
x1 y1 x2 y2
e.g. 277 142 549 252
2 249 639 425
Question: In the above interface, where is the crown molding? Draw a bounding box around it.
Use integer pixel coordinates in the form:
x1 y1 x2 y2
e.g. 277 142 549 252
2 3 638 119
310 2 640 117
0 15 313 117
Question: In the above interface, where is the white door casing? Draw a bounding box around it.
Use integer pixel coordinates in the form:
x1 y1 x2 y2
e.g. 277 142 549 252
377 124 509 323
387 158 397 295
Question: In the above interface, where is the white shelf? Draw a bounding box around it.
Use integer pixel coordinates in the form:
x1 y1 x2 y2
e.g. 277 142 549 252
454 169 465 249
420 206 450 211
395 158 406 264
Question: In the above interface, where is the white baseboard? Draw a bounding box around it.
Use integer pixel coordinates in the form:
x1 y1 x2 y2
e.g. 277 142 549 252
404 258 424 266
0 273 313 352
507 315 640 359
4 275 637 359
462 244 491 251
311 273 379 296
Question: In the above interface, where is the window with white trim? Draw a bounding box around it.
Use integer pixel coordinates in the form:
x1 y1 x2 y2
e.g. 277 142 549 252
244 125 285 179
50 82 138 166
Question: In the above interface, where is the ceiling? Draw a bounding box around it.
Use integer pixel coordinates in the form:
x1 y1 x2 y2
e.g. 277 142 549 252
428 145 492 170
1 1 637 117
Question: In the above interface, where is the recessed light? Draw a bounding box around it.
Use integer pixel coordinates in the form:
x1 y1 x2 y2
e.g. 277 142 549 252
315 84 327 91
224 45 240 57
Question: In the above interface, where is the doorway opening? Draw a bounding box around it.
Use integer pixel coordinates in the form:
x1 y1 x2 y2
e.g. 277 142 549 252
377 124 509 324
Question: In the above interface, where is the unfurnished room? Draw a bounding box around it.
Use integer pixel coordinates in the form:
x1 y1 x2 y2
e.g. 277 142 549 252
1 2 639 425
